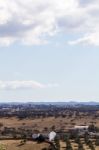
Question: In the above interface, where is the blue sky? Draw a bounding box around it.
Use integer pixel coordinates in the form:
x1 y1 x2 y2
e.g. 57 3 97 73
0 0 99 102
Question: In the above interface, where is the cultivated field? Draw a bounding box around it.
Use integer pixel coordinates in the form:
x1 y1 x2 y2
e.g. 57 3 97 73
0 138 99 150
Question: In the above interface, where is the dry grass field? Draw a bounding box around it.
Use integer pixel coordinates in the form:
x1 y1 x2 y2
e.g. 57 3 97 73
0 115 99 131
0 105 99 150
0 139 99 150
0 117 99 150
0 140 49 150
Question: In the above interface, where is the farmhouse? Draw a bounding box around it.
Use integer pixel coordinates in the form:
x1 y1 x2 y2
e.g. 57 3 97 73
69 125 89 136
74 125 89 132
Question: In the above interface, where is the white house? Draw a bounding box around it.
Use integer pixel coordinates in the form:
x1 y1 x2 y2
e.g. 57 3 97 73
74 125 89 132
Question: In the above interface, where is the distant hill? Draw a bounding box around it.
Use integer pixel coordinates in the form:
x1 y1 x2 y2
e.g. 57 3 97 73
0 101 99 106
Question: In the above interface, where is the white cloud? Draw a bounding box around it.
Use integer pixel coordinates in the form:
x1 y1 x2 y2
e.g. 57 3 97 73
68 32 99 46
0 0 99 46
0 80 59 90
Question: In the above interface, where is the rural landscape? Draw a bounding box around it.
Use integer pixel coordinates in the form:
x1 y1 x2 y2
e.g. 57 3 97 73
0 0 99 150
0 102 99 150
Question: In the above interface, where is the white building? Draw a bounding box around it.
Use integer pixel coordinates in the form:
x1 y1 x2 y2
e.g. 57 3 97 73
74 125 89 132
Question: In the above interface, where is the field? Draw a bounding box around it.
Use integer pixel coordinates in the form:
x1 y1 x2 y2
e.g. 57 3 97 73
0 140 49 150
0 103 99 150
60 139 99 150
0 138 99 150
0 116 99 150
0 115 99 132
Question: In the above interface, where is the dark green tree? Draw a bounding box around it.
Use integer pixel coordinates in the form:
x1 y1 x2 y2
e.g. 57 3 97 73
54 137 60 150
95 136 99 146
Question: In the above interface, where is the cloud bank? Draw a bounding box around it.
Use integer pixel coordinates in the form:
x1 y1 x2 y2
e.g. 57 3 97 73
0 80 58 90
0 0 99 46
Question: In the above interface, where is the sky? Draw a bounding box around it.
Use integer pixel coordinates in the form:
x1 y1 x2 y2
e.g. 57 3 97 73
0 0 99 102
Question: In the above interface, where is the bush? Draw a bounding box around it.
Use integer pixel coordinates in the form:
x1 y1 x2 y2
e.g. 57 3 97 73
0 123 3 128
78 142 84 150
54 137 60 150
19 139 27 145
95 136 99 146
75 136 80 144
66 140 73 150
88 124 95 132
63 134 69 142
84 133 90 145
0 145 6 150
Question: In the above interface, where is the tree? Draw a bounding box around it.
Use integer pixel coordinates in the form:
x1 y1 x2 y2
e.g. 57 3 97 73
95 136 99 146
88 124 95 132
54 137 60 150
75 135 80 144
88 141 95 150
66 140 73 150
78 142 84 150
84 132 90 145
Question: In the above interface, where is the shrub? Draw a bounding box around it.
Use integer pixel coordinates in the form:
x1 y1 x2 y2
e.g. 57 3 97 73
0 144 6 150
19 139 27 146
75 136 80 144
95 136 99 146
66 140 73 150
54 137 60 150
78 142 84 150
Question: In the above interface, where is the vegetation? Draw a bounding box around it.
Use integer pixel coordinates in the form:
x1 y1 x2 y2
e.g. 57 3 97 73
54 137 60 150
0 145 6 150
95 136 99 146
0 103 99 149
